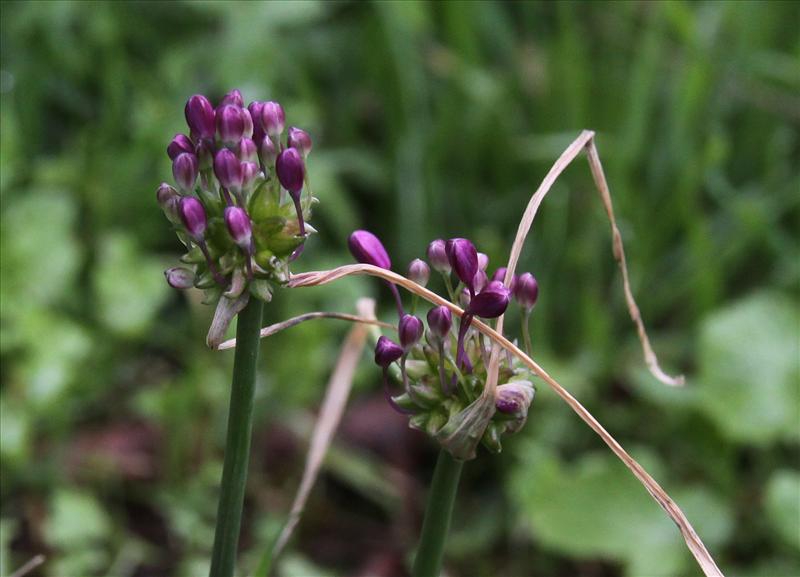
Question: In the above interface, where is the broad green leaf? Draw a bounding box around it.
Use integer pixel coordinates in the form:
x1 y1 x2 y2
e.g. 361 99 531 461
765 470 800 550
694 292 800 445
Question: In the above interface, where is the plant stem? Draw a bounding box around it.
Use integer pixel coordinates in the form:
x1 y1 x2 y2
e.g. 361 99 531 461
209 296 265 577
411 450 464 577
521 309 533 356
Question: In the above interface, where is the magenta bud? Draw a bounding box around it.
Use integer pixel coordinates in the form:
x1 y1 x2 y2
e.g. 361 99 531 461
216 104 246 143
473 269 488 293
348 230 391 269
184 94 215 139
261 101 285 137
220 89 244 108
399 314 424 349
408 259 430 287
427 239 450 273
248 101 265 142
214 148 244 191
446 238 478 291
468 280 510 319
237 138 258 163
514 272 539 310
477 252 489 271
276 147 305 195
224 206 252 250
260 135 277 166
241 161 260 189
167 133 194 160
172 152 198 191
165 267 195 289
375 336 403 368
287 126 313 157
178 196 207 240
426 306 452 339
491 267 518 292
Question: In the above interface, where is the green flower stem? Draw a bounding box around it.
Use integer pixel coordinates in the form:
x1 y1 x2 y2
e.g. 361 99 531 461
411 450 464 577
521 309 533 357
209 296 265 577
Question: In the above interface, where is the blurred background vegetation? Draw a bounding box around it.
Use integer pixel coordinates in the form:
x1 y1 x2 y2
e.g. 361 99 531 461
1 1 799 576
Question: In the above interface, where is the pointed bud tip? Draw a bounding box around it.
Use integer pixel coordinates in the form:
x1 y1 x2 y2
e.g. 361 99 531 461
375 336 403 368
348 230 391 269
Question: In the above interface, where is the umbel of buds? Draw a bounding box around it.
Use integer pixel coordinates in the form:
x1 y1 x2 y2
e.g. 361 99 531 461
357 232 540 459
158 90 318 348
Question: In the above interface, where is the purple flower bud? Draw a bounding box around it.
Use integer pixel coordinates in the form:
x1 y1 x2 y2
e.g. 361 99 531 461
276 147 305 195
427 239 451 273
495 381 534 416
241 107 254 139
167 133 194 160
477 252 489 271
165 267 195 289
216 104 246 144
287 126 313 157
172 152 198 191
426 306 452 339
248 101 265 142
178 196 207 240
446 238 478 291
184 95 215 139
156 182 180 221
491 267 518 292
514 272 539 310
241 161 260 189
468 280 510 319
237 138 258 163
348 230 391 269
224 206 252 250
214 148 243 191
374 336 403 368
408 259 430 287
220 89 244 108
261 101 285 137
260 135 277 166
399 314 424 349
473 269 488 293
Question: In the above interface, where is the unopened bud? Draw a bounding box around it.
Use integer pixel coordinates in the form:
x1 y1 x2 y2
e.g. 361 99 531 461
473 269 488 293
184 94 216 139
156 182 180 222
224 206 252 250
399 314 423 349
276 147 305 195
514 272 539 310
408 259 430 287
220 89 244 108
260 135 277 166
348 230 391 269
426 306 452 340
216 104 246 144
261 101 285 137
287 126 312 157
214 148 243 192
241 161 260 189
167 134 194 160
492 267 518 292
237 138 258 163
248 101 265 142
374 336 403 368
178 196 207 240
446 238 478 291
172 152 198 192
495 381 535 417
477 252 489 271
467 280 510 318
165 267 195 289
427 239 450 273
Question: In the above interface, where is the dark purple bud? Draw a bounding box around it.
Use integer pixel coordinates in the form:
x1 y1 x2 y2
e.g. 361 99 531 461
446 238 478 291
220 89 244 108
241 161 259 189
348 230 392 269
374 336 403 368
477 252 489 271
261 101 285 137
260 135 277 166
224 206 252 250
276 147 305 195
248 101 265 142
515 272 539 310
427 239 450 273
178 196 207 240
287 126 313 157
237 138 258 163
216 104 245 143
399 314 424 349
156 182 180 222
214 148 243 191
492 267 518 292
473 269 488 293
427 306 452 339
184 95 215 139
165 267 195 289
408 259 430 287
167 133 194 160
467 280 510 318
172 152 198 191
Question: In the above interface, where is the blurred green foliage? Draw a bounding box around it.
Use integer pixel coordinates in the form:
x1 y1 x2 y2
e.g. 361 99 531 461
1 1 799 576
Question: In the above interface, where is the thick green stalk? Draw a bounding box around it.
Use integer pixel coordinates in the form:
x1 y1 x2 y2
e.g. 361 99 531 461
209 297 265 577
411 450 464 577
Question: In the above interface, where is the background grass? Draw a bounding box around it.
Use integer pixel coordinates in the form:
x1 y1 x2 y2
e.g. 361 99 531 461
1 1 799 576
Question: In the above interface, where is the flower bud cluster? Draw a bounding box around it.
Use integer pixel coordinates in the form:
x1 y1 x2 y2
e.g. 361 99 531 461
351 231 542 459
158 90 317 306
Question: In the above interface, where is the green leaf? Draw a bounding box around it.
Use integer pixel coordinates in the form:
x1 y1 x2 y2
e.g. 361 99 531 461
765 470 800 550
694 292 800 445
94 232 169 337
